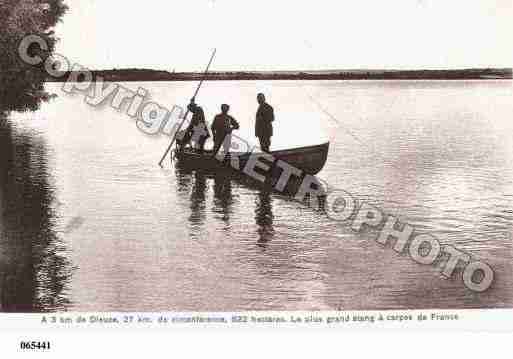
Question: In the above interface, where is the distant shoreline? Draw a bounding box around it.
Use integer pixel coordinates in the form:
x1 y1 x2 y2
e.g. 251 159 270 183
46 68 512 82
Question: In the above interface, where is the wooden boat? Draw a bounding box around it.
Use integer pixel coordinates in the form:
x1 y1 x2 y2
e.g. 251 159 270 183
175 142 330 175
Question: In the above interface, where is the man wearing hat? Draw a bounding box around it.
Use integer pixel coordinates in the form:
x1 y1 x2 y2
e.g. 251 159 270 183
255 93 274 152
180 98 210 153
211 104 240 155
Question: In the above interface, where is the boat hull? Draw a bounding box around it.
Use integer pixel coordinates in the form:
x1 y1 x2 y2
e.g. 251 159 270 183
175 142 329 175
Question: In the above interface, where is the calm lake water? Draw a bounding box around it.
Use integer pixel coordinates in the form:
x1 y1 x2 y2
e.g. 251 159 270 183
1 80 512 312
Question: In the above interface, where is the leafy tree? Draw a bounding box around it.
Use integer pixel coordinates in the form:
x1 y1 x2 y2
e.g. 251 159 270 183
0 0 67 113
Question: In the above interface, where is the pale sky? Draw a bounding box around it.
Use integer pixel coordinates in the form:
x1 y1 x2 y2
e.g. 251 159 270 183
54 0 512 71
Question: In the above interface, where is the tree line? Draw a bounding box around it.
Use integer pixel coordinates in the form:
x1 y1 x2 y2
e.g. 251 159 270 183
0 0 67 113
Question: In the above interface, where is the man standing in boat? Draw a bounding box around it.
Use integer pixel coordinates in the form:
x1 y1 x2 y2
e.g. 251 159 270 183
180 98 210 153
211 104 240 155
255 93 274 152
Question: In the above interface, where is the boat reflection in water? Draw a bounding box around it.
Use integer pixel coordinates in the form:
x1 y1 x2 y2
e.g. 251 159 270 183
175 165 278 245
0 119 73 312
174 160 327 249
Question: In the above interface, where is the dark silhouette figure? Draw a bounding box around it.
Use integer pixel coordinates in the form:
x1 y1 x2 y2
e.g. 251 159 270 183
211 104 239 155
180 98 210 153
255 93 274 152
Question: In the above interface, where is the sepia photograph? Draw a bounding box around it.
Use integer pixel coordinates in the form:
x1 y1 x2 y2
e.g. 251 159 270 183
1 1 513 350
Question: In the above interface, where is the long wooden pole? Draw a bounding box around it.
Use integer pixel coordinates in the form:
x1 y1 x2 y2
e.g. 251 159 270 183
158 48 217 167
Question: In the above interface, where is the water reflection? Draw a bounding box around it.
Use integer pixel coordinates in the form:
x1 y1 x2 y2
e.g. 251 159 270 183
255 189 274 248
212 172 234 228
0 119 72 312
174 166 207 239
175 164 277 247
189 171 208 230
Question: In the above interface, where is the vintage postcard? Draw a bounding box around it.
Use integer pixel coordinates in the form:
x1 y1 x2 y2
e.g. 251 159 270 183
1 0 512 355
